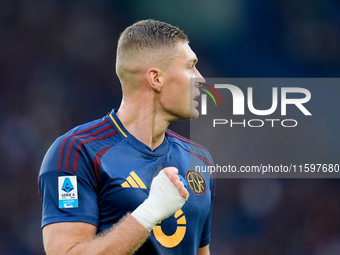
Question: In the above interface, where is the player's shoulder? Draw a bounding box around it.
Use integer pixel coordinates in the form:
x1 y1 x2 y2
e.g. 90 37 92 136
166 129 205 150
166 129 213 166
40 115 120 175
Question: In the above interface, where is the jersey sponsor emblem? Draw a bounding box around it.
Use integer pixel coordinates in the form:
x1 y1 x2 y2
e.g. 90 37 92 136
58 176 78 208
153 209 186 248
186 170 206 195
121 171 147 189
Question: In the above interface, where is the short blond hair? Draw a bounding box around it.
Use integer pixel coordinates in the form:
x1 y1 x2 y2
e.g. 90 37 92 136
117 19 188 62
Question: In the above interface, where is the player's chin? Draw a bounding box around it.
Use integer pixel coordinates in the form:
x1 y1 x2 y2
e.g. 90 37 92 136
188 101 199 119
189 108 200 120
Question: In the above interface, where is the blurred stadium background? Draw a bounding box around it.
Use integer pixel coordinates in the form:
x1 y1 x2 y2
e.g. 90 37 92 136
1 0 340 254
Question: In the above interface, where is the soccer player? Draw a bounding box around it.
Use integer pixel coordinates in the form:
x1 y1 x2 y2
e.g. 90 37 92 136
39 19 215 255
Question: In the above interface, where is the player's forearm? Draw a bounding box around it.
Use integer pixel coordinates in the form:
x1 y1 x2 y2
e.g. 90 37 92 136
66 215 149 255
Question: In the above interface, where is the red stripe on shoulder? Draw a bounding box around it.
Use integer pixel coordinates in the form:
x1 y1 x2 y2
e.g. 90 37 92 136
64 125 112 171
57 119 109 170
93 146 113 182
166 129 207 151
183 148 213 166
72 130 118 173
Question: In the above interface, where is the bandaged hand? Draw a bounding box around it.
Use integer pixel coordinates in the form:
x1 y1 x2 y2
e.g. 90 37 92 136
131 167 189 232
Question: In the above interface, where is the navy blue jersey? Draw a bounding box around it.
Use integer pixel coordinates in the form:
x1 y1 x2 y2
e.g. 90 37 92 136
39 109 215 254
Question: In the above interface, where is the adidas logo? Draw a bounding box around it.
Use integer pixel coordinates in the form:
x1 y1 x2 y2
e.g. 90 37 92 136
121 171 147 189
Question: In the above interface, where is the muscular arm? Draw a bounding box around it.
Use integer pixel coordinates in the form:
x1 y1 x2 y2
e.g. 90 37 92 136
43 216 149 255
198 245 210 255
43 167 189 255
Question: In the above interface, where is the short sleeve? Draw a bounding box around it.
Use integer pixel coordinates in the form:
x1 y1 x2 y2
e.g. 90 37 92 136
39 137 99 228
199 172 216 247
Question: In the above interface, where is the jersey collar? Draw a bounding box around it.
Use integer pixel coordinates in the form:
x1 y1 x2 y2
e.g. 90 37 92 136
108 109 169 157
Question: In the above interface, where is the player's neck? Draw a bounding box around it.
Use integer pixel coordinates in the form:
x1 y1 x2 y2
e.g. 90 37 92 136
117 99 170 151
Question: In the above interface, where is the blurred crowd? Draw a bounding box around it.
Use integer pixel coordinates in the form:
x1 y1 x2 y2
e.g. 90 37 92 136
1 0 340 254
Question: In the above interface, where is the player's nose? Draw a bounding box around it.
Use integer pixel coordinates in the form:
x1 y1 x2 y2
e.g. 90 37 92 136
194 69 205 87
195 68 204 80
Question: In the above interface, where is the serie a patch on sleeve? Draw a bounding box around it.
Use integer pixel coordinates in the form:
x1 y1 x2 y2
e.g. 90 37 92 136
58 176 78 208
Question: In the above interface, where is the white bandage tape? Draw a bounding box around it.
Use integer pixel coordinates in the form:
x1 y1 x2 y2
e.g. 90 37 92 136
131 170 186 232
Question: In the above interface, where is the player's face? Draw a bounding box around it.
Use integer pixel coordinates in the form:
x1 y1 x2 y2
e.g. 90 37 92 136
160 42 204 120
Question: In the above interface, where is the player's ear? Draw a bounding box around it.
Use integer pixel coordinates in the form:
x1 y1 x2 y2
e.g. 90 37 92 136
147 68 163 93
